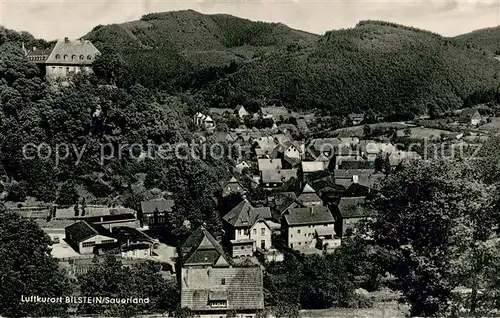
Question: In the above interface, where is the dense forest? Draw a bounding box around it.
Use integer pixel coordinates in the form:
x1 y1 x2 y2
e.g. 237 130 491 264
81 12 500 116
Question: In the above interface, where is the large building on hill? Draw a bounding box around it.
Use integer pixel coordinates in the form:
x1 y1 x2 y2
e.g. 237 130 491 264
24 37 100 80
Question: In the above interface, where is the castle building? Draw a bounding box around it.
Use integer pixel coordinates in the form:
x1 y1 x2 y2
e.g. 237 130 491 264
24 37 100 80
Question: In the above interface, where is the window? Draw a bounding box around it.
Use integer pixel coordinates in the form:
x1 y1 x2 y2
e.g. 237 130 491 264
297 229 301 234
101 239 114 244
80 55 84 60
221 279 225 285
71 54 76 60
209 300 227 308
244 229 249 235
52 67 55 70
253 229 256 235
87 55 92 60
63 54 68 60
238 229 242 235
55 54 60 59
298 242 301 245
66 67 69 72
82 241 95 248
261 228 265 236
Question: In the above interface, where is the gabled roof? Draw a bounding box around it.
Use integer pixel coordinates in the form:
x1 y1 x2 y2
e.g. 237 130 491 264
302 183 316 194
460 108 481 119
223 199 272 228
297 192 322 203
273 192 298 215
45 38 100 65
261 169 298 184
65 221 112 244
181 267 264 311
334 169 374 179
180 226 231 267
284 206 334 226
302 161 328 173
258 158 282 171
141 199 174 215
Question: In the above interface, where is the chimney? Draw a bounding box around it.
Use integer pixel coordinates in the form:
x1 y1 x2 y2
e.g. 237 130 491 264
64 37 69 43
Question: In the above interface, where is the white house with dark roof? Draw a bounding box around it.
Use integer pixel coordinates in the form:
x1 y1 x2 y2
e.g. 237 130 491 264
282 206 336 250
235 105 249 119
26 37 100 79
181 266 264 318
140 199 175 228
65 221 117 255
222 199 272 258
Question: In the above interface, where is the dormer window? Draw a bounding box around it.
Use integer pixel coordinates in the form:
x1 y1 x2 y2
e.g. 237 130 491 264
63 54 68 60
80 55 84 60
71 55 76 60
55 54 60 60
221 279 225 285
87 55 92 60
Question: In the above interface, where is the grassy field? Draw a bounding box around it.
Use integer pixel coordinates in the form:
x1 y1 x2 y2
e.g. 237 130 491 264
396 127 458 140
331 122 413 137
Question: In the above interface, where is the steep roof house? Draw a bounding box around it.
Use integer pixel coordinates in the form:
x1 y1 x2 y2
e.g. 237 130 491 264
459 108 482 126
26 37 100 80
235 105 249 119
282 206 337 251
180 226 232 268
297 183 323 207
181 266 264 317
222 199 273 258
221 176 246 197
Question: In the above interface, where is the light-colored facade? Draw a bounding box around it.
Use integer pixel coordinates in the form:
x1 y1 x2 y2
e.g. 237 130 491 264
287 223 335 249
79 234 117 255
232 220 271 252
26 37 100 80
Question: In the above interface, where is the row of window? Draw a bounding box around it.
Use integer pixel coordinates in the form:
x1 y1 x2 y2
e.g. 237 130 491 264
82 239 115 248
55 54 93 61
238 228 266 236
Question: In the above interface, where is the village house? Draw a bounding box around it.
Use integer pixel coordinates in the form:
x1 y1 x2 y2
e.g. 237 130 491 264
194 112 216 130
459 108 482 126
334 169 376 189
297 183 323 207
65 221 117 255
140 199 175 229
180 226 232 269
221 176 246 197
333 196 377 238
180 266 264 318
24 37 100 80
296 118 310 134
222 199 273 258
282 205 336 250
235 105 249 119
111 226 157 259
347 113 365 125
261 168 298 189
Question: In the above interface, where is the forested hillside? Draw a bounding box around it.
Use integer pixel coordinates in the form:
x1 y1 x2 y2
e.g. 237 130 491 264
454 26 500 55
0 25 232 237
82 14 500 116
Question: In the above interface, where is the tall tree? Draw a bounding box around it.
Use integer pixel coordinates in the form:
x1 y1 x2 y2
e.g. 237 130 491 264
0 208 73 317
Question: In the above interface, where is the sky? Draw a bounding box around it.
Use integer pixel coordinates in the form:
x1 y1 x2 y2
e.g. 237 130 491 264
1 0 499 41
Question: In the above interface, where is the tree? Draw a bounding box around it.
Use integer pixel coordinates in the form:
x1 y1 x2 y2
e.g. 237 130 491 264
0 210 72 317
363 124 372 137
78 255 178 316
56 181 79 206
368 160 497 316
